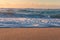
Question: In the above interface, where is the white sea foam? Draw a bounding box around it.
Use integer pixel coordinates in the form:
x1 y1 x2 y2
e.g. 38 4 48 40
0 18 60 27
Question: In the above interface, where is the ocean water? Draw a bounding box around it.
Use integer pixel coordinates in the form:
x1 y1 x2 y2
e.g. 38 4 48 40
0 8 60 28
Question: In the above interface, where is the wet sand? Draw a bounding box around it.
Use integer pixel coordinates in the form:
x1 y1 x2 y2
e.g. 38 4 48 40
0 28 60 40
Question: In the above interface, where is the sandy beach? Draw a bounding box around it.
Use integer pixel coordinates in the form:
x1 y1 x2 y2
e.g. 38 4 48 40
0 28 60 40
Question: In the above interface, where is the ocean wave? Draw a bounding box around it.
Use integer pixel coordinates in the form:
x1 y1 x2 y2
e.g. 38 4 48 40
0 9 60 18
0 8 60 27
0 18 60 27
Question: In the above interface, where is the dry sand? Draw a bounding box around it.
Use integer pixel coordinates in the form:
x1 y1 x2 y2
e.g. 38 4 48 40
0 28 60 40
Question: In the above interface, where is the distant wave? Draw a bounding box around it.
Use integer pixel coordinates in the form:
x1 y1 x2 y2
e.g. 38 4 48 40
0 9 60 18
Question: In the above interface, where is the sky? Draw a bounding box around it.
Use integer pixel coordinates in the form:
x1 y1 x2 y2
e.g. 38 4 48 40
0 0 60 8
